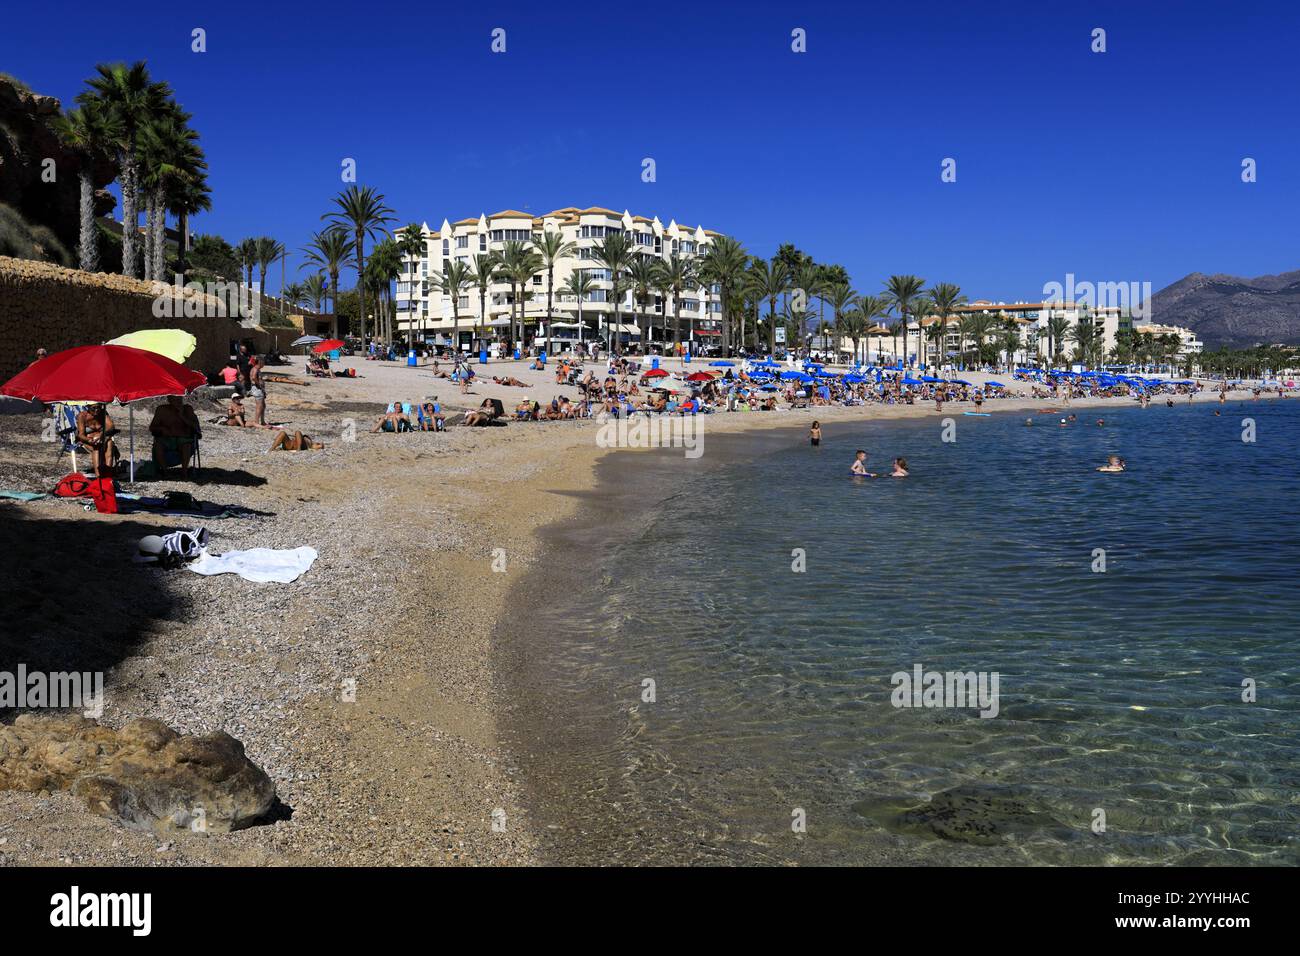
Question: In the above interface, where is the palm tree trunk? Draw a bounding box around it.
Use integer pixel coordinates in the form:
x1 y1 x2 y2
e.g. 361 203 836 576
153 189 167 281
77 169 97 272
355 230 367 352
143 200 154 280
120 152 139 278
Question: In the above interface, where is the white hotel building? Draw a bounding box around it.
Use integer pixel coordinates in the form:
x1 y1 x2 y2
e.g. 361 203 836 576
394 206 725 351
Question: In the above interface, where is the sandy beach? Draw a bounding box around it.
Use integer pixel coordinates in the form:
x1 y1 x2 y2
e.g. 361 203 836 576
0 354 1264 865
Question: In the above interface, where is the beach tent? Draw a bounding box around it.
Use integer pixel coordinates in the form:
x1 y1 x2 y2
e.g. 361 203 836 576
1 344 206 482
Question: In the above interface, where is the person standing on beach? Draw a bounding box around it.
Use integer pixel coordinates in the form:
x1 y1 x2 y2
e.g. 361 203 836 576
249 356 268 427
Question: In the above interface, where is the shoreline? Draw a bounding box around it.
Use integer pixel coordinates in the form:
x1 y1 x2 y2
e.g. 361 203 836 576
0 366 1279 865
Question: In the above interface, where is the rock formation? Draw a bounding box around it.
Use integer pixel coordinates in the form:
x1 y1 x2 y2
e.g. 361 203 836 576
0 714 276 835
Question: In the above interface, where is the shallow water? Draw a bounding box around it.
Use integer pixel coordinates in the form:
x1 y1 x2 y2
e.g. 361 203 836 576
502 400 1300 865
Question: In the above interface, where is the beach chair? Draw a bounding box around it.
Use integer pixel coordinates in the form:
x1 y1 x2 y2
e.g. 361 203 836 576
54 404 87 472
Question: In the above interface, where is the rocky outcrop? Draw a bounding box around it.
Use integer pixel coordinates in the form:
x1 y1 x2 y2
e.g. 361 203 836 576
0 714 276 835
0 74 117 255
1152 268 1300 348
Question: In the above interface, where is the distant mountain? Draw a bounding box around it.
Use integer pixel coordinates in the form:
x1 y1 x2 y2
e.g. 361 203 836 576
1151 269 1300 349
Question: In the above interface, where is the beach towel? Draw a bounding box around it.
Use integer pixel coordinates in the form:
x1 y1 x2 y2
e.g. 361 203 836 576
0 490 47 501
187 546 318 583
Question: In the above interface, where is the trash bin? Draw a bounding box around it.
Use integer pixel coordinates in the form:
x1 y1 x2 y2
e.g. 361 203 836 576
539 350 547 366
479 349 487 364
513 348 521 360
684 350 691 365
407 349 417 367
651 357 660 370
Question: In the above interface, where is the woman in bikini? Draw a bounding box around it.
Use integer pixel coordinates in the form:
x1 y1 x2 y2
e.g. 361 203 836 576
75 403 119 476
270 430 325 451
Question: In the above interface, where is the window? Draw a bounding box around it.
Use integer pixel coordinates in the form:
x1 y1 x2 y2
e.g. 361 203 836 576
442 239 449 256
489 228 531 242
635 232 654 246
581 225 606 239
479 234 487 252
458 296 470 310
588 290 608 302
457 235 468 249
532 275 542 285
681 299 699 312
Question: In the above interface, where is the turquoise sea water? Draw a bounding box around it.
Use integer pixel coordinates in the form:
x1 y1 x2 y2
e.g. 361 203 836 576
503 399 1300 865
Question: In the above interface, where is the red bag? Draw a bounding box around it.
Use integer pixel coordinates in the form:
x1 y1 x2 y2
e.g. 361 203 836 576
87 477 118 514
53 473 95 497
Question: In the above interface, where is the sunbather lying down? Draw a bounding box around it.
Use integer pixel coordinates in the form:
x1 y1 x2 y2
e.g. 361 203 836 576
270 430 324 451
493 375 528 386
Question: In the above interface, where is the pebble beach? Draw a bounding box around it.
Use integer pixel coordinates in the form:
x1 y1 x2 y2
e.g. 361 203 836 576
0 354 1265 865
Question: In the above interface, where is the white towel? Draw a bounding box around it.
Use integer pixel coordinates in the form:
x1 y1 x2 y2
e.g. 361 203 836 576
187 546 318 583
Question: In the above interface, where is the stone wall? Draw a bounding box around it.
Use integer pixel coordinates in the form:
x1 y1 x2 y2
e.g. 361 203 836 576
0 256 246 381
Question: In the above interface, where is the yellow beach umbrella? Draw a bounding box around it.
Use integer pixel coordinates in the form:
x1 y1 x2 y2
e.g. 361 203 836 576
106 329 197 365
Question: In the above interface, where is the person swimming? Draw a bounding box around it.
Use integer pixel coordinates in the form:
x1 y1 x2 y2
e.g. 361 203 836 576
1096 418 1105 426
1097 455 1126 473
891 457 909 477
1059 418 1068 427
1024 418 1033 426
851 449 876 477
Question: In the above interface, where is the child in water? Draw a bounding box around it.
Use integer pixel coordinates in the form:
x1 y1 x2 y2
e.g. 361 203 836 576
851 450 876 477
1097 455 1126 473
810 421 822 446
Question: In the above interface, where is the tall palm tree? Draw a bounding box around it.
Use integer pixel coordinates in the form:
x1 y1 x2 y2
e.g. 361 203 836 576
471 252 499 347
431 258 474 353
854 294 890 365
966 313 996 366
561 270 595 346
137 103 204 281
81 61 171 279
496 240 541 349
793 262 823 355
747 259 789 356
52 100 122 272
926 282 967 370
301 228 354 322
824 282 857 363
366 237 402 343
255 237 285 299
236 238 259 290
594 232 634 354
884 275 927 368
696 235 748 355
531 229 576 349
168 172 211 280
325 184 395 351
1046 314 1071 367
627 256 658 351
653 253 696 353
303 273 328 314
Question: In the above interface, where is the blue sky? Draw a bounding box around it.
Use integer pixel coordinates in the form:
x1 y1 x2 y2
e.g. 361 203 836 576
5 0 1298 300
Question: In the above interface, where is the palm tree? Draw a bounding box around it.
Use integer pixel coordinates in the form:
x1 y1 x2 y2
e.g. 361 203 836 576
81 61 171 279
1046 314 1071 367
885 275 927 368
999 319 1022 370
531 229 576 349
325 184 395 351
51 100 122 272
627 256 658 351
366 237 402 344
825 283 857 363
168 172 211 280
496 240 541 349
793 262 823 355
926 282 967 370
697 235 748 355
302 228 354 323
395 224 426 339
561 270 595 346
745 259 788 356
236 238 259 290
137 104 205 281
303 273 328 314
966 312 996 366
594 232 634 354
471 252 499 348
653 253 696 353
854 294 890 364
255 237 285 299
431 258 474 353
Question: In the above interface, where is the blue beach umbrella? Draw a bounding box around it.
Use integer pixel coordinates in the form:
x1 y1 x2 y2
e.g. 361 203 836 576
986 381 1005 388
709 360 735 367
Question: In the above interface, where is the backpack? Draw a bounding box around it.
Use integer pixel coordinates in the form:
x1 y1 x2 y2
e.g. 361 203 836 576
86 477 118 514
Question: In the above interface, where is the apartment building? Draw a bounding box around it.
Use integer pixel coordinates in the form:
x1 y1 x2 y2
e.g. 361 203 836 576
394 206 724 351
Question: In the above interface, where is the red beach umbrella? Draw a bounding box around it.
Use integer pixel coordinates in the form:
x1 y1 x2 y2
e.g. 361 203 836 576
1 344 205 404
312 338 345 355
644 368 670 378
2 344 207 483
685 371 713 382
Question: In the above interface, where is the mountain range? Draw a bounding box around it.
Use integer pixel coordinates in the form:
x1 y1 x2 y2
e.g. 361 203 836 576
1151 269 1300 349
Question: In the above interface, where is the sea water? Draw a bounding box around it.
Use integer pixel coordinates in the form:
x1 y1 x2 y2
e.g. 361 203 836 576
502 399 1300 865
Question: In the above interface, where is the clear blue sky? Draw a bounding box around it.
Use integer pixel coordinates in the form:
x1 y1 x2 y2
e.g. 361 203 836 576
5 0 1298 299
